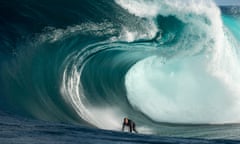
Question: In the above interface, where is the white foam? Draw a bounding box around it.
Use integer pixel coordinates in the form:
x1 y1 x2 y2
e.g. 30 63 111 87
115 0 219 19
38 21 116 43
126 55 240 124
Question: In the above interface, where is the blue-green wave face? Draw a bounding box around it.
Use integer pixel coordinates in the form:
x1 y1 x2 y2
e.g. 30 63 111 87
0 0 240 134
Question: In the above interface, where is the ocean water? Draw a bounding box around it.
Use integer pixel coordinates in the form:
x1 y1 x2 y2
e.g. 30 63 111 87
1 0 240 143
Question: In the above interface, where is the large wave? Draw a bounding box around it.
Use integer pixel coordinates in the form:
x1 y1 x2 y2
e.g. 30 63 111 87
0 0 240 135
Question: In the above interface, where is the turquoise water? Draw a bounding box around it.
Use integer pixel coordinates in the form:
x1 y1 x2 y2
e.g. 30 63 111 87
223 15 240 41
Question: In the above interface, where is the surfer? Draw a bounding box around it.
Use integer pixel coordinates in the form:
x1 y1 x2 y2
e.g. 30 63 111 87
122 117 138 133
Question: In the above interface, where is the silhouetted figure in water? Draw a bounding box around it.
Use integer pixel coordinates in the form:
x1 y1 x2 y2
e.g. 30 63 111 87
122 117 138 133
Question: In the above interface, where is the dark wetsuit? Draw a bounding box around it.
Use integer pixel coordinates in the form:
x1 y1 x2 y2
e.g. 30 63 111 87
122 119 137 133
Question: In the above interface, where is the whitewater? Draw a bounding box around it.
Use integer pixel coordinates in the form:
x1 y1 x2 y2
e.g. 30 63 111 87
1 0 240 143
